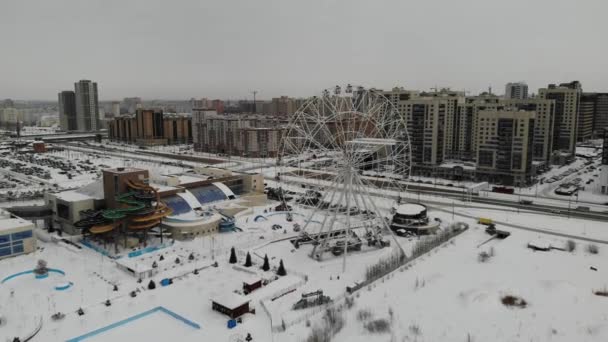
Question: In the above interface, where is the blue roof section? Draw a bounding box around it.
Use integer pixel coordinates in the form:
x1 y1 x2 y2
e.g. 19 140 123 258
188 184 227 206
164 195 192 215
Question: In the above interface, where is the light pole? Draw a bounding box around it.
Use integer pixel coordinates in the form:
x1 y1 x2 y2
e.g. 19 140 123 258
251 90 258 113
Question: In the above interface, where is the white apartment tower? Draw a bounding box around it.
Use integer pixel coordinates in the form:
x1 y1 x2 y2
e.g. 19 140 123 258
505 82 528 100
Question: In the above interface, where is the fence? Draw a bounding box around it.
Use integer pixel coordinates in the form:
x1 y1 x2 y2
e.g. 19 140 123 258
272 222 469 333
358 222 469 291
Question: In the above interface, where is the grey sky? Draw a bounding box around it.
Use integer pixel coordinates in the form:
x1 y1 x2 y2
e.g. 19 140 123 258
1 0 607 101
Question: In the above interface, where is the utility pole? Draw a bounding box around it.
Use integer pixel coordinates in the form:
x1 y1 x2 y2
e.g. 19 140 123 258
252 90 258 113
452 201 455 220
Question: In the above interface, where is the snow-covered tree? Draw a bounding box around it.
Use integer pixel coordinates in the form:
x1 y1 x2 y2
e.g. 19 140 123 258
277 259 287 276
244 252 252 267
229 247 237 264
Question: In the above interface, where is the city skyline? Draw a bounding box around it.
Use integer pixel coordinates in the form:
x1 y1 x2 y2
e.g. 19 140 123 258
1 0 608 100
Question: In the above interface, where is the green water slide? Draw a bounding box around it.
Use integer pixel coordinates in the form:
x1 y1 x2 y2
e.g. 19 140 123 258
101 192 147 220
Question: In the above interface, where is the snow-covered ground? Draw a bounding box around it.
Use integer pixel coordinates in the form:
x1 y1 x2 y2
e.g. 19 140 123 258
2 191 606 341
281 209 608 342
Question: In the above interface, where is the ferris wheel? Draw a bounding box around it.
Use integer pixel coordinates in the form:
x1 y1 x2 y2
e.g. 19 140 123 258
277 85 412 270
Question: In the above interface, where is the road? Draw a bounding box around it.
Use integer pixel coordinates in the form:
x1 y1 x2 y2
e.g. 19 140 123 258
278 176 608 243
277 174 608 222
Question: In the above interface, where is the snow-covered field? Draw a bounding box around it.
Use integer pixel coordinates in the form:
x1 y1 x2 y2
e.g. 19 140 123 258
282 209 608 342
1 196 606 341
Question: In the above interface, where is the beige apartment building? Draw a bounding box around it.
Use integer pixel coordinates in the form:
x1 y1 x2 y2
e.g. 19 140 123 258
539 81 581 154
476 109 536 186
193 114 285 157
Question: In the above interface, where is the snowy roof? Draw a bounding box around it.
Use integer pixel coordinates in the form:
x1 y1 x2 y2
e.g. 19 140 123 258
0 218 34 232
211 293 250 309
528 239 551 250
115 256 154 274
178 175 206 185
55 190 95 202
76 180 105 200
396 203 426 216
242 275 262 285
213 182 235 198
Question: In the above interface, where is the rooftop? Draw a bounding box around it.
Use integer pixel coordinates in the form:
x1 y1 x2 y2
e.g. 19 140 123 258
395 203 426 216
55 190 95 202
0 218 34 232
211 293 250 310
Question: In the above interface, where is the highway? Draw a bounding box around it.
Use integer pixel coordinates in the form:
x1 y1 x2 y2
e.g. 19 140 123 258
274 176 608 243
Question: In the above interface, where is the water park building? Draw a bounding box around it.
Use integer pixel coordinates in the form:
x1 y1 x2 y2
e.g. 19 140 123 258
0 209 36 259
46 167 266 245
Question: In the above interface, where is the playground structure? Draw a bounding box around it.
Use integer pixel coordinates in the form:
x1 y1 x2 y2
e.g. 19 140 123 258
292 289 332 310
74 170 173 252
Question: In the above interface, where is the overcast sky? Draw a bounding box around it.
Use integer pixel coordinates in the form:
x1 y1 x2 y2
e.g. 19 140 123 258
1 0 607 101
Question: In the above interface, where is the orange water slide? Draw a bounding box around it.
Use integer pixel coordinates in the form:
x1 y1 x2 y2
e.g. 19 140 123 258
89 222 119 234
125 179 173 230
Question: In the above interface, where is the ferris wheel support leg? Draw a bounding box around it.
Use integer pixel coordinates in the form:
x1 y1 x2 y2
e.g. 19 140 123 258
342 169 354 273
354 174 406 258
311 182 346 260
304 173 342 258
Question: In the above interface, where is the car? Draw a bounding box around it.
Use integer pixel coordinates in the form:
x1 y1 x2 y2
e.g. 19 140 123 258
519 200 533 205
395 229 411 237
550 209 561 214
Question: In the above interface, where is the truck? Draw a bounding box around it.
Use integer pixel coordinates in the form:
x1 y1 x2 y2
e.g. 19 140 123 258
478 217 493 225
492 186 515 194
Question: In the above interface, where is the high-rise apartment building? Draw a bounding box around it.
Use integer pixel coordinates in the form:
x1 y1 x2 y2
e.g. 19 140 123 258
108 109 191 145
193 114 285 157
211 99 225 114
121 97 142 114
420 89 465 161
594 94 608 136
58 90 77 131
74 80 100 131
399 98 447 168
476 109 536 186
270 96 297 116
538 81 581 154
459 94 503 160
111 101 121 117
578 93 595 142
579 92 608 138
503 98 555 163
505 82 529 100
0 108 20 129
600 128 608 194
